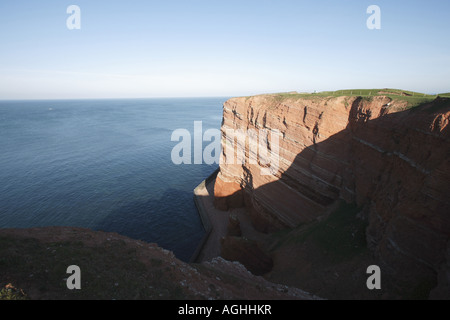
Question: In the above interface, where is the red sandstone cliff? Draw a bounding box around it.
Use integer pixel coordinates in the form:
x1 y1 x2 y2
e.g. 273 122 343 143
214 93 450 295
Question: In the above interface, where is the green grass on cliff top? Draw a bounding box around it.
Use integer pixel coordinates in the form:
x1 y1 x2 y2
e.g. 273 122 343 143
264 88 449 110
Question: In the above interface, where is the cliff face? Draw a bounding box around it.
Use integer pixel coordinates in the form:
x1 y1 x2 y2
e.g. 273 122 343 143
214 93 450 289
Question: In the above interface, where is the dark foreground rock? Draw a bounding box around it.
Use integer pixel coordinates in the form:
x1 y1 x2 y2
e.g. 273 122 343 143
0 227 317 300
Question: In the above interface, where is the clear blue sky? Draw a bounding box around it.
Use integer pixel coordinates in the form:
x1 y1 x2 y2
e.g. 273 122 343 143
0 0 449 99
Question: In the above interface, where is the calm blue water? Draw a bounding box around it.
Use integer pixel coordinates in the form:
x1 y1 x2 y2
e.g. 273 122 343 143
0 98 226 261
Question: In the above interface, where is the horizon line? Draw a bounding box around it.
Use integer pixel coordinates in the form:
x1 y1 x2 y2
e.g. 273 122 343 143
0 88 448 101
0 96 235 102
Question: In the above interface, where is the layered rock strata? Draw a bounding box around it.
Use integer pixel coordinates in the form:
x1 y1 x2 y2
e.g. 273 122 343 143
214 94 450 287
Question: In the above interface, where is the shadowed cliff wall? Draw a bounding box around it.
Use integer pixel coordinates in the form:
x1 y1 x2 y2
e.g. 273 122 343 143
214 94 450 293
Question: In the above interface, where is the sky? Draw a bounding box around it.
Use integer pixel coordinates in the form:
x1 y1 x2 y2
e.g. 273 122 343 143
0 0 449 99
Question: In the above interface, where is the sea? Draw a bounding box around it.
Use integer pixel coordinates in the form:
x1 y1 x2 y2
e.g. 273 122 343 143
0 97 227 262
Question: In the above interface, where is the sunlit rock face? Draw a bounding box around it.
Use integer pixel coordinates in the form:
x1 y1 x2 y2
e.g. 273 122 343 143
214 93 450 286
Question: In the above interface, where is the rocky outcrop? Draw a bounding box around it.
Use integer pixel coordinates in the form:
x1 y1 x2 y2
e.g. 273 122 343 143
0 227 317 300
214 175 244 211
220 236 274 276
214 93 450 292
227 214 242 237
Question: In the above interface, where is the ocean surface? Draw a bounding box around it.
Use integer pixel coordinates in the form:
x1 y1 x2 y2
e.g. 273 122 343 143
0 98 227 261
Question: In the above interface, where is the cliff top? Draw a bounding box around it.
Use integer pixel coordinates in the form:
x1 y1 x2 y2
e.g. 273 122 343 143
242 88 449 111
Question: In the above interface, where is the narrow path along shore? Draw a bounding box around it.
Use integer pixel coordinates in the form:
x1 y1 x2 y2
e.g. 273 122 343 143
191 169 227 262
191 170 266 263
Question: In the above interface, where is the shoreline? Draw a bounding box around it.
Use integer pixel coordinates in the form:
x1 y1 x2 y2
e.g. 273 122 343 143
190 168 261 264
189 168 219 263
